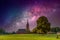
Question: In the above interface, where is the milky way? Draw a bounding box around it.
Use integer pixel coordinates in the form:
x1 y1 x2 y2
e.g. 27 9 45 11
1 0 60 32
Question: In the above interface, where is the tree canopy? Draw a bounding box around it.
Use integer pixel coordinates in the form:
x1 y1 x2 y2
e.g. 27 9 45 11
32 16 51 34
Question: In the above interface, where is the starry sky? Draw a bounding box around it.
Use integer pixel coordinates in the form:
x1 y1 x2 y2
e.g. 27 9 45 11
1 0 60 32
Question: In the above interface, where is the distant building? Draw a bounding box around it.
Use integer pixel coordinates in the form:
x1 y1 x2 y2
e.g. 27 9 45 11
16 29 26 34
16 20 30 34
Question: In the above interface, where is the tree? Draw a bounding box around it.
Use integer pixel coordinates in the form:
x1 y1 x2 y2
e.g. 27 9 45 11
0 29 5 34
32 16 50 34
12 32 16 34
51 27 60 33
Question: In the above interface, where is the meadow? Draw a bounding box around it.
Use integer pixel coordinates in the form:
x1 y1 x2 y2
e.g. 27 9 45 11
0 34 60 40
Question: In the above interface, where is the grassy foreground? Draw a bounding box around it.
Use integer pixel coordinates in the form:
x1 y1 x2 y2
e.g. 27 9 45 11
0 34 60 40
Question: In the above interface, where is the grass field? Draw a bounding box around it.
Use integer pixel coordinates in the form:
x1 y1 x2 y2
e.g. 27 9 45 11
0 34 60 40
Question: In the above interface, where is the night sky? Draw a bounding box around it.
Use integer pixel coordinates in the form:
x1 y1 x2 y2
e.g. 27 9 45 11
1 0 60 32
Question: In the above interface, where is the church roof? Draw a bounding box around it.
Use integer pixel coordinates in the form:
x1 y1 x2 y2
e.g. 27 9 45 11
16 29 26 34
18 29 26 32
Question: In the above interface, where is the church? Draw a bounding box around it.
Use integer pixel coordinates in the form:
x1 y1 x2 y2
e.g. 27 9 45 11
16 20 30 34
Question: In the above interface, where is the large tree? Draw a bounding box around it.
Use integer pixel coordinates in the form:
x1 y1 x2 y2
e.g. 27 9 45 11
32 16 50 34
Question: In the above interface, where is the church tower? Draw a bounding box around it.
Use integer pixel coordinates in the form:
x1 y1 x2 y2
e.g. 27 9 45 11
26 20 30 33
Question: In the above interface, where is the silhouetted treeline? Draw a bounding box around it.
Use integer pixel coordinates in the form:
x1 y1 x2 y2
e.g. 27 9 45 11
51 27 60 33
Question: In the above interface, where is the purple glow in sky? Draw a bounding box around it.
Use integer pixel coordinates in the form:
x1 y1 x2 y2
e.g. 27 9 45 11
2 0 60 32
